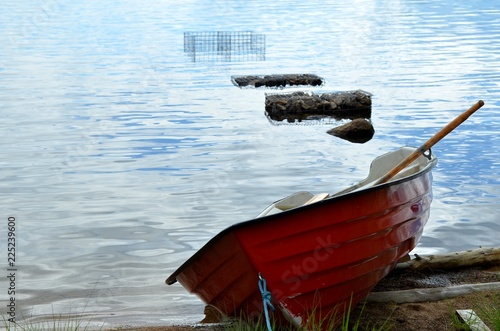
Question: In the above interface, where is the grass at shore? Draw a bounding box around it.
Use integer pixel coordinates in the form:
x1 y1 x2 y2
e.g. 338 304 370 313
467 291 500 330
2 312 102 331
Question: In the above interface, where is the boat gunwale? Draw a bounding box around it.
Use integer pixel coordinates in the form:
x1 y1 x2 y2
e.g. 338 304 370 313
166 149 438 285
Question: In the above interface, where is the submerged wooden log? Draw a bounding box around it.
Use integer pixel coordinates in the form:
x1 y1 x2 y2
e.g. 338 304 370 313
399 247 500 270
232 74 324 88
265 90 372 123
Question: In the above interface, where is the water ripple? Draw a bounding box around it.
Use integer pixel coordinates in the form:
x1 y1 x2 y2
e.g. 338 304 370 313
1 0 499 326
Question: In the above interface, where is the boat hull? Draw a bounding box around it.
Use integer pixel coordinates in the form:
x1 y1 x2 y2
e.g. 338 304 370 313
167 148 436 329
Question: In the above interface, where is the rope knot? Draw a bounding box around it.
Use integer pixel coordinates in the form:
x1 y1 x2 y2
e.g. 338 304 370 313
258 273 275 331
261 290 273 303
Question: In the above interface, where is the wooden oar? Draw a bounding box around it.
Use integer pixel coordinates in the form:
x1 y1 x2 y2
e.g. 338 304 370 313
375 100 484 185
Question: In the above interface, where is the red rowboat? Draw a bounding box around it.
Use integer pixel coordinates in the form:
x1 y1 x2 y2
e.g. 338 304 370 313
166 146 437 329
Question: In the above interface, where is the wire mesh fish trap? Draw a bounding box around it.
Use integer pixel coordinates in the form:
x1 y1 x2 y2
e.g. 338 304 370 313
265 90 372 125
231 74 324 89
184 31 265 62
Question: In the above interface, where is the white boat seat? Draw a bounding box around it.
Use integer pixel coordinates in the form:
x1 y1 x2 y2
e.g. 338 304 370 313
257 192 329 218
304 193 329 205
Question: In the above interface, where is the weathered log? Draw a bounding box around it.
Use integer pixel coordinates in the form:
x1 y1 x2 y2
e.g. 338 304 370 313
398 247 500 270
367 282 500 303
265 90 372 123
366 247 500 304
232 74 324 88
326 119 375 143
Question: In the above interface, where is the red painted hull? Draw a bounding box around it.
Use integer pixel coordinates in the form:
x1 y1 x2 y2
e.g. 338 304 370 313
167 148 437 329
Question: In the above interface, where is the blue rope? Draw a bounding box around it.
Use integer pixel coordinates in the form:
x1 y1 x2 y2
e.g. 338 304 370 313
258 273 275 331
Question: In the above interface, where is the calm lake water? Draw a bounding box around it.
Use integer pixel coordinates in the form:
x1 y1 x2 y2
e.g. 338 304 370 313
1 0 499 327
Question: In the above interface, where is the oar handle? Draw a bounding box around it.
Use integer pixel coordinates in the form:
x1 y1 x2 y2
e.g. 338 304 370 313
375 100 484 185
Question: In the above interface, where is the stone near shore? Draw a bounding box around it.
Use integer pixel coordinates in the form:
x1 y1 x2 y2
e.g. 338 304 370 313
327 118 375 143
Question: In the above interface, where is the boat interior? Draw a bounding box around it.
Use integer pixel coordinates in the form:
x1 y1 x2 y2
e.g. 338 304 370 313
257 146 436 218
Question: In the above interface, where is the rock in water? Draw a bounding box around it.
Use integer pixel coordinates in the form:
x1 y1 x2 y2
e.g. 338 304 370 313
265 90 372 123
232 74 324 88
327 119 375 143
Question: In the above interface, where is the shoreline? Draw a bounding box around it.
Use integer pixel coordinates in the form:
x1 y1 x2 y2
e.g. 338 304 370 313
5 265 499 331
119 265 500 331
112 289 500 331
